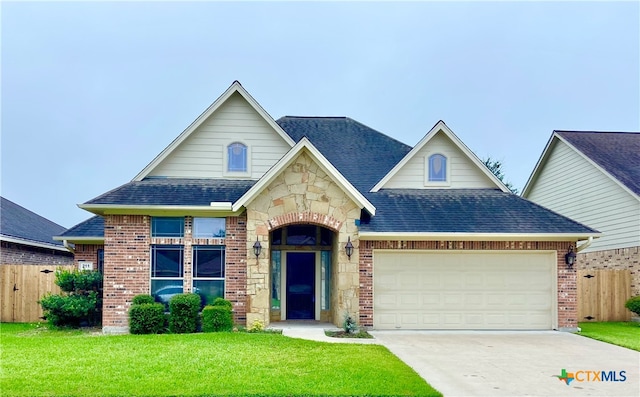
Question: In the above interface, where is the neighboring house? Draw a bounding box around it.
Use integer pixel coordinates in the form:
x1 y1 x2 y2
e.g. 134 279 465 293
0 197 73 265
56 81 599 334
522 131 640 296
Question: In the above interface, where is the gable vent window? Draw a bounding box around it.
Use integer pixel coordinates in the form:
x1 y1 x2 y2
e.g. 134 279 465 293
428 154 447 182
227 142 247 173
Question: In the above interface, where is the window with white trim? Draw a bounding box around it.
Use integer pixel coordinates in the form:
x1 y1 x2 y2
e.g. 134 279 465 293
192 245 225 308
150 245 184 307
227 142 247 173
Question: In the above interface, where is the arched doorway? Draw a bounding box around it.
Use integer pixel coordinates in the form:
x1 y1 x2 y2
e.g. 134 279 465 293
269 224 334 322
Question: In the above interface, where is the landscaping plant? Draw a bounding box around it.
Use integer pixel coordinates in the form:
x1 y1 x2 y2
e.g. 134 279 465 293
168 293 201 333
202 298 234 332
39 269 102 327
129 294 166 334
624 296 640 316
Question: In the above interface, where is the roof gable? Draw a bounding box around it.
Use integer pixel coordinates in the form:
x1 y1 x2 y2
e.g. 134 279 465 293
233 137 376 215
371 121 509 192
0 196 67 248
134 81 295 181
522 130 640 199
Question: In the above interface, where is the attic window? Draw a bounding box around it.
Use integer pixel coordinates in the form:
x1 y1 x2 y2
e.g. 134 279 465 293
427 154 448 183
227 143 247 172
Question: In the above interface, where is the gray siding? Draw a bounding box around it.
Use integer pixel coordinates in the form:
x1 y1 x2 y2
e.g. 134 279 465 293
526 141 640 252
384 132 496 189
148 92 291 179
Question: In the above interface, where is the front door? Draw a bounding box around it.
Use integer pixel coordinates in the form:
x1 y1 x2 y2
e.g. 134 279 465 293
286 252 315 320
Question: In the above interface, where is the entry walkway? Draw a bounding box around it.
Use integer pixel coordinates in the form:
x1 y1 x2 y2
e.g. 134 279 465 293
268 321 379 344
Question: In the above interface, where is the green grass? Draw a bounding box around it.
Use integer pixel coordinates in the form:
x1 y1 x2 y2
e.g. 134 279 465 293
578 321 640 351
0 323 441 397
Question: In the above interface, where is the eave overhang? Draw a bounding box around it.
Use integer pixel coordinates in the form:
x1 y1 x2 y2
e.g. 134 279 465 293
78 203 240 217
358 231 602 242
52 236 105 245
0 234 70 252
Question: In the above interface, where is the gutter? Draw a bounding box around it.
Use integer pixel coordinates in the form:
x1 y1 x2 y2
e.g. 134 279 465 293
63 240 75 254
576 236 593 252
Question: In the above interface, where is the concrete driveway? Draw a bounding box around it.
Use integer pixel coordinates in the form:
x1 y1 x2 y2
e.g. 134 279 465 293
370 331 639 397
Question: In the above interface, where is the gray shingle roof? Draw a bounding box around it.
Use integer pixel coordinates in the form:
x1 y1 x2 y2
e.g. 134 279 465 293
277 117 412 192
58 216 104 238
86 178 256 206
557 131 640 196
0 196 67 246
361 189 599 234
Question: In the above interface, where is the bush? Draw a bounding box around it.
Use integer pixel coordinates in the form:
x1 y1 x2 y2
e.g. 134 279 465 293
202 305 233 332
129 303 166 334
132 294 156 305
39 269 102 328
168 293 201 334
212 297 233 310
625 296 640 316
40 291 100 327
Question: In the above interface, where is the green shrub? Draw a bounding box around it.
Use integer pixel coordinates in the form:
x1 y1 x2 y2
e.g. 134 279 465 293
625 296 640 316
40 291 100 327
248 319 264 333
212 297 233 310
55 269 102 293
39 269 102 328
129 303 166 334
202 305 234 332
168 293 201 334
343 312 357 334
132 294 155 305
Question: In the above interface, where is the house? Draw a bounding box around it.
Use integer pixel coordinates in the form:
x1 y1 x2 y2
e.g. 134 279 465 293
522 131 640 297
0 196 73 266
1 196 74 322
56 81 599 334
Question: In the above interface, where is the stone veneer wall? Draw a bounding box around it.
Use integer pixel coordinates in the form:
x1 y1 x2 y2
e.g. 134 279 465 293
0 241 73 266
578 246 640 296
244 152 361 327
103 215 150 333
359 240 578 330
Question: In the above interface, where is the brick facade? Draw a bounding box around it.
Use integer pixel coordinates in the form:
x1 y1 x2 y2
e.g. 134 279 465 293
73 244 103 270
225 214 248 324
358 240 578 330
0 240 73 266
579 246 640 296
103 215 151 333
101 214 249 333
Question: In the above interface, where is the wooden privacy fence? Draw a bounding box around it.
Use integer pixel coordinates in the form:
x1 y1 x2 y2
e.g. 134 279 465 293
578 269 632 322
0 264 74 323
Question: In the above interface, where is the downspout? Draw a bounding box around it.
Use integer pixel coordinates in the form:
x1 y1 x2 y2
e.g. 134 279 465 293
63 239 75 254
576 236 593 252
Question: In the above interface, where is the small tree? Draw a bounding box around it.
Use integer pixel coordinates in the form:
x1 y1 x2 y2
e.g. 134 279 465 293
40 269 102 327
483 157 518 194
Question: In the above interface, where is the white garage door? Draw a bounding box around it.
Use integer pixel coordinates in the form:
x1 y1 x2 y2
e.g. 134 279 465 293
374 251 556 330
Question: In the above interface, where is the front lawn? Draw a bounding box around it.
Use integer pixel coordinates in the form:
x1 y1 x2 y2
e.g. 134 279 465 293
578 321 640 351
0 323 441 397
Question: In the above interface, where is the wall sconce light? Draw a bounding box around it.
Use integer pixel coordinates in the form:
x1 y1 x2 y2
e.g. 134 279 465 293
565 245 576 268
253 238 262 258
345 236 354 260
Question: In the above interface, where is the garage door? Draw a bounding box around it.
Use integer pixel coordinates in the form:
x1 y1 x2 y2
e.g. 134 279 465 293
374 251 555 330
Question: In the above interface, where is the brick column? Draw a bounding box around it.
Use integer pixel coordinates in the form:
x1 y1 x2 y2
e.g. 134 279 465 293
103 215 150 334
225 214 247 324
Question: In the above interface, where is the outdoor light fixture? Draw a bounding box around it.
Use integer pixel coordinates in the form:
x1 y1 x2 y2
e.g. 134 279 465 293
565 246 576 268
345 236 354 260
253 238 262 258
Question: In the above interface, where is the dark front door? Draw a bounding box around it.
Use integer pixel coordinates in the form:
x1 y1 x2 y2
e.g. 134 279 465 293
286 252 315 320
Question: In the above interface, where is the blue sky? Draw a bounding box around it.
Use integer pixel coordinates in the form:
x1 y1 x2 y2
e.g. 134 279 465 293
2 1 639 228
